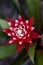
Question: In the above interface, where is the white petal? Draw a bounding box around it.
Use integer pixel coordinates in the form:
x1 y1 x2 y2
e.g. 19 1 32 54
18 36 21 39
21 34 24 36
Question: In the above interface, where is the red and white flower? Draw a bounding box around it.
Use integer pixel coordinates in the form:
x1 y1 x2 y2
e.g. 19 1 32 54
3 15 39 51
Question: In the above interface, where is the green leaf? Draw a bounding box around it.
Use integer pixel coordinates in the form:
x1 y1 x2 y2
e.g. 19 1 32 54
0 44 16 59
0 31 8 40
0 19 9 29
35 49 43 65
13 0 20 7
25 0 35 17
25 0 41 31
11 49 27 65
28 44 36 64
10 0 20 14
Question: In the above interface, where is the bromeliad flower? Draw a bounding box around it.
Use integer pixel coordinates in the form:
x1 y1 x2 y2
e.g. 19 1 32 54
3 15 39 51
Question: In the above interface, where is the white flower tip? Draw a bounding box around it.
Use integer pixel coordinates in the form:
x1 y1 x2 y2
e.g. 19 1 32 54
26 20 29 24
19 41 22 45
23 37 26 39
8 33 11 36
3 30 6 32
19 25 22 29
23 29 25 32
15 23 18 26
31 27 35 30
28 34 30 37
8 22 11 26
18 15 21 18
15 20 19 23
18 15 22 19
13 37 16 40
10 27 13 31
12 33 15 35
27 25 29 29
29 41 32 43
25 31 27 34
9 40 13 44
20 21 23 24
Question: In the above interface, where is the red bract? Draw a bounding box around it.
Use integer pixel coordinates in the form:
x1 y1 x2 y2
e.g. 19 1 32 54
3 15 39 51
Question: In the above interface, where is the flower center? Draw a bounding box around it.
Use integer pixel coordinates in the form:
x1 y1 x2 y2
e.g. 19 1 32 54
14 27 24 39
14 24 27 39
17 29 22 36
17 28 24 37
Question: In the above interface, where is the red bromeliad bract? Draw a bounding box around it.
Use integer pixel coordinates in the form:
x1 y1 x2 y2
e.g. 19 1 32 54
3 15 39 51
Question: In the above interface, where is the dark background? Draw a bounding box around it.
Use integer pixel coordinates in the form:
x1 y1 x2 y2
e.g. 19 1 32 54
0 0 43 65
